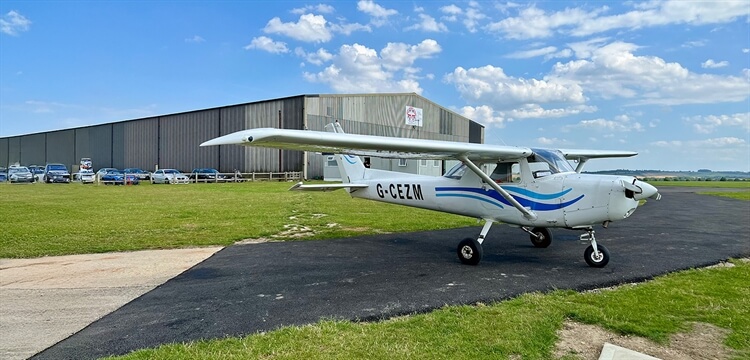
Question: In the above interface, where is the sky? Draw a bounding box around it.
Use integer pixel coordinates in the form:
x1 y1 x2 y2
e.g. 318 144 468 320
0 1 748 172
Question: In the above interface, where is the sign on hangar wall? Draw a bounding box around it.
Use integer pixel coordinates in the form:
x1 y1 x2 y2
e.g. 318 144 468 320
405 106 423 127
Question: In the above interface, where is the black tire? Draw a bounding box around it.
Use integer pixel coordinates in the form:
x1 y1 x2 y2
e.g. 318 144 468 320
530 227 552 248
584 244 610 268
457 237 483 265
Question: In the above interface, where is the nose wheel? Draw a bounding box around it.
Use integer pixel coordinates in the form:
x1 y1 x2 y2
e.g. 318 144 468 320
457 238 483 265
581 229 610 268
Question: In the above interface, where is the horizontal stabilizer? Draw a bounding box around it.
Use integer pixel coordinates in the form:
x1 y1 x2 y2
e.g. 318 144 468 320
289 182 368 192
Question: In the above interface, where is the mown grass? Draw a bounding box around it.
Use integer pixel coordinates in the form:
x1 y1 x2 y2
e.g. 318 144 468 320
110 260 750 360
654 180 750 188
0 182 476 258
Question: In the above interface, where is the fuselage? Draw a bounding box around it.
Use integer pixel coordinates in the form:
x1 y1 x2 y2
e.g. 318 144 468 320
348 168 654 229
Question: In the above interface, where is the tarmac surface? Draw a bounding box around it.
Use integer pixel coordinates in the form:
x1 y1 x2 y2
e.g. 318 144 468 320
33 188 750 359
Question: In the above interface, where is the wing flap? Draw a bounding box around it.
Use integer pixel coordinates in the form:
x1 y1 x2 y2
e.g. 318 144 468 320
289 182 368 192
201 128 532 161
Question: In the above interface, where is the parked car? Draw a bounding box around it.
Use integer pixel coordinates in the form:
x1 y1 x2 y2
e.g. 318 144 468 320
189 168 227 182
75 169 96 184
28 165 45 182
123 168 151 180
96 168 118 178
151 169 189 184
0 167 6 182
43 163 71 183
8 166 34 183
100 170 140 185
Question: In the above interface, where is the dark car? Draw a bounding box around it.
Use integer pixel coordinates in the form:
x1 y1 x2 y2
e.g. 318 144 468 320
43 163 71 183
100 170 140 185
189 168 226 182
0 167 6 182
123 168 151 180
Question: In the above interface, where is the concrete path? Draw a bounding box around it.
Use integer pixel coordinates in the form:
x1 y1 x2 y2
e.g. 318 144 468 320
0 247 222 360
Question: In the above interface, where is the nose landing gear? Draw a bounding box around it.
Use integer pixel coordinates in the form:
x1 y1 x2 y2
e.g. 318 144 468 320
580 229 609 268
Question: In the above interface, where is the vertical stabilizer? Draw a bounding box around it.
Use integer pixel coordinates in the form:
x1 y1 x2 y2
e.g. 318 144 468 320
324 122 366 183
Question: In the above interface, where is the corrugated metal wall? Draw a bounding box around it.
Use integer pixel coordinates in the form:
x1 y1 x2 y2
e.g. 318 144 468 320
159 109 220 172
123 117 159 171
7 137 21 166
0 138 8 167
21 134 45 166
46 130 76 168
0 94 482 176
303 93 479 179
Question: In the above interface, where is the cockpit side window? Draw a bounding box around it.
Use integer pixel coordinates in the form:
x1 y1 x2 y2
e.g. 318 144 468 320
489 162 521 183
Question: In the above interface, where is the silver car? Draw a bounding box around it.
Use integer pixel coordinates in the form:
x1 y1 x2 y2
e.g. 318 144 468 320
8 166 34 183
151 169 189 184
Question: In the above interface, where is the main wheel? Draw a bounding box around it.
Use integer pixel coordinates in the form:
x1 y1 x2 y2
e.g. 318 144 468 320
530 227 552 248
584 244 610 268
457 238 483 265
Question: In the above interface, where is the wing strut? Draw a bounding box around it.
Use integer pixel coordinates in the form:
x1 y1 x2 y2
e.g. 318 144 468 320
458 155 538 221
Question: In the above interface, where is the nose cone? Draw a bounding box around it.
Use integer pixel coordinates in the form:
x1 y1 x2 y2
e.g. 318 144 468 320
633 180 661 201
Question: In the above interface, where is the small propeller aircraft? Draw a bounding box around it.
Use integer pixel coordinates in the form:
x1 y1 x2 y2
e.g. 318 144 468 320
201 122 661 268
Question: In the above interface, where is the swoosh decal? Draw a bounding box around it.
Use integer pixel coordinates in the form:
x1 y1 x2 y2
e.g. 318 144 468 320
436 193 505 209
343 155 358 164
435 186 584 211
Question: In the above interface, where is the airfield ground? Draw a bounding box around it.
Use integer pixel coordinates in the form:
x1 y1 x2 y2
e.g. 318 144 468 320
1 182 748 359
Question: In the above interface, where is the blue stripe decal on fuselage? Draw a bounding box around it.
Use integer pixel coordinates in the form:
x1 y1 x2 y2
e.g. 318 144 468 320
435 186 584 211
436 193 505 209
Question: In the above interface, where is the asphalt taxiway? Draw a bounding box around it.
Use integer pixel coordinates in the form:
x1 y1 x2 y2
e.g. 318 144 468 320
33 188 750 359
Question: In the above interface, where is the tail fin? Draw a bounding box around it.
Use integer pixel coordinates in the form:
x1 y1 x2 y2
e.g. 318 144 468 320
324 122 366 183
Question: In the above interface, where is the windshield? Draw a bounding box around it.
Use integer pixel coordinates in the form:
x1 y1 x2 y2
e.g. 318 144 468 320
530 148 575 174
164 169 179 174
48 165 67 171
9 167 29 173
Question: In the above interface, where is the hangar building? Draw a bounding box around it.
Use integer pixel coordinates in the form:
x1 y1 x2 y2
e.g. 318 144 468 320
0 93 484 180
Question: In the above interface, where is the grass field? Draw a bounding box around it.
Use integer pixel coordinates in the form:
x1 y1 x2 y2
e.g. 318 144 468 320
110 259 750 360
4 179 749 359
0 182 475 258
653 180 750 188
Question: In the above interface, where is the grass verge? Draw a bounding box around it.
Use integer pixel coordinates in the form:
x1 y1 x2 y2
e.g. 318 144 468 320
109 259 750 360
0 182 475 258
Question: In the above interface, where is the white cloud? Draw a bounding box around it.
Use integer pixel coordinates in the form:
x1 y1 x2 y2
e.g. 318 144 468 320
381 39 441 71
681 40 706 48
459 105 506 127
185 35 205 43
264 14 332 43
439 2 486 33
508 104 596 119
330 22 371 35
295 47 334 65
536 137 573 146
1 10 31 36
303 40 439 94
506 46 558 59
291 4 335 15
357 0 398 27
701 59 729 68
405 13 448 32
564 114 644 132
743 48 750 53
444 65 586 108
486 1 750 39
686 112 750 134
549 41 750 105
244 36 289 53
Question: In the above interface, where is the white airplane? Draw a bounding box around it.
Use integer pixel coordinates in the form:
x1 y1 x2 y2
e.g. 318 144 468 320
202 122 661 268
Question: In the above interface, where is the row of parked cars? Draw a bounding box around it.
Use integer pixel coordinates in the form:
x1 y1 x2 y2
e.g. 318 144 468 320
1 165 232 185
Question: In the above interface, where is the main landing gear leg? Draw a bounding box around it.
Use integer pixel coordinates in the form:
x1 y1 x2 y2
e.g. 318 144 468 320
457 220 494 265
581 228 610 268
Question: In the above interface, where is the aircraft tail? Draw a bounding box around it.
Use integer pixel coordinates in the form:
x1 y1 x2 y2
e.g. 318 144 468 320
324 122 366 183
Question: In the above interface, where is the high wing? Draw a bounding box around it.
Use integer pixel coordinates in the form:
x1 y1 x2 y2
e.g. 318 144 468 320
558 149 637 173
558 149 638 160
200 127 532 162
